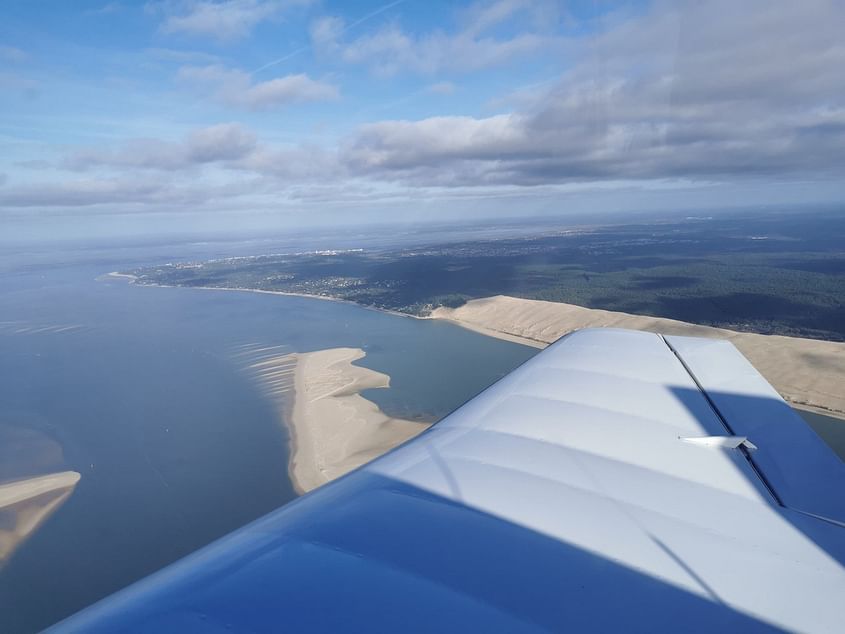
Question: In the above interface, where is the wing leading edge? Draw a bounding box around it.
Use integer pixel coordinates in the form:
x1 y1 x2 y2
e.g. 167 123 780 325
53 328 845 633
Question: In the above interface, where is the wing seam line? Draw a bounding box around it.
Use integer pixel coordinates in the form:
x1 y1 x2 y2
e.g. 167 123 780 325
659 334 785 508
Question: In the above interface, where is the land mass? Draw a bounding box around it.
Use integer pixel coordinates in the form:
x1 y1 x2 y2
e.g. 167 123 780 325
124 209 845 341
115 210 845 475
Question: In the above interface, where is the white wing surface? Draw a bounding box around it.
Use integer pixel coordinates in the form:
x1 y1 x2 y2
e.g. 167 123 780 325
54 328 845 633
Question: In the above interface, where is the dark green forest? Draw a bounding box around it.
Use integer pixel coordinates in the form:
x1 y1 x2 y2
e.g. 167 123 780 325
129 209 845 341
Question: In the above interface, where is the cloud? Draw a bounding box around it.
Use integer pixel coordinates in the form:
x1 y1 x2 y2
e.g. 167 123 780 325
311 0 558 76
0 179 169 207
427 81 456 95
66 123 257 171
178 64 338 110
0 175 271 210
62 122 339 184
152 0 309 41
342 0 845 186
340 26 550 76
185 123 258 161
233 142 342 181
0 46 28 63
8 0 845 216
308 15 344 55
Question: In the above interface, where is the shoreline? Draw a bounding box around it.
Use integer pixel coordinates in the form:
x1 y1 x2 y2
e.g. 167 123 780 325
110 274 845 420
426 314 547 349
105 272 419 321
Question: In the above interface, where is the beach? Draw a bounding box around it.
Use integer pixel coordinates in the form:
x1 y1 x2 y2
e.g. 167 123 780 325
286 348 429 493
432 295 845 418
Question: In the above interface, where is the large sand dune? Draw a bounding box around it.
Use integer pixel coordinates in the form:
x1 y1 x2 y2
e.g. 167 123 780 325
432 295 845 418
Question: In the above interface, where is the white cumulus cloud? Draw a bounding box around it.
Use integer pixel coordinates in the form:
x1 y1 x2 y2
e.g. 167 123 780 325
178 64 338 110
66 122 258 171
153 0 311 41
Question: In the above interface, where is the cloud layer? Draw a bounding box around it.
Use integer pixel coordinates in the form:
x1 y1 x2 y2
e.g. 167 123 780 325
4 0 845 216
344 0 845 185
66 123 258 171
310 0 560 76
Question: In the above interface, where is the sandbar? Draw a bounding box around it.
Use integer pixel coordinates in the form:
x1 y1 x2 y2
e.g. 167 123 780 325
285 348 427 493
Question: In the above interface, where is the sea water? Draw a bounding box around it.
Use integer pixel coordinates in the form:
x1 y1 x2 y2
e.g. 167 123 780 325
0 236 537 632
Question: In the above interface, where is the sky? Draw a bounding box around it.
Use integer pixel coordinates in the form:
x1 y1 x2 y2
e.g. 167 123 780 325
1 0 844 240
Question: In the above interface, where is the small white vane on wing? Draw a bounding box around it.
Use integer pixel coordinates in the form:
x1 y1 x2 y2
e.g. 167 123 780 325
680 435 758 452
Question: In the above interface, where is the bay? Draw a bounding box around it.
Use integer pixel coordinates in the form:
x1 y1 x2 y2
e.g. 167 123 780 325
0 238 537 632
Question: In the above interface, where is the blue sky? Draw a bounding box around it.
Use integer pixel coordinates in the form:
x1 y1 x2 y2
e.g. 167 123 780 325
2 0 844 239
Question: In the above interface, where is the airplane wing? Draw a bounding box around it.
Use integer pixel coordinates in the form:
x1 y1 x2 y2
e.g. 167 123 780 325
52 329 845 633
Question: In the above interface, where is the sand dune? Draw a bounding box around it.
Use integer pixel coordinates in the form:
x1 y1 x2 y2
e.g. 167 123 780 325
289 348 429 493
432 295 845 418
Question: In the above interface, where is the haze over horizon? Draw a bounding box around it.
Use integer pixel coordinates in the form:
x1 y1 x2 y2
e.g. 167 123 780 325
2 0 844 240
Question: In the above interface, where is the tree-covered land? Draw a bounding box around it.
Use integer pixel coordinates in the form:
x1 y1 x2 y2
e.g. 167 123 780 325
127 209 845 341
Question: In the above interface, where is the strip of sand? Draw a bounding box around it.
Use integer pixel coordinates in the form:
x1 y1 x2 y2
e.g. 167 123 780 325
288 348 428 493
432 295 845 418
0 471 81 564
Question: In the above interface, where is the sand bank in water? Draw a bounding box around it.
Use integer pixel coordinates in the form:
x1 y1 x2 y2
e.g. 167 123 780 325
0 471 81 565
432 295 845 418
288 348 428 493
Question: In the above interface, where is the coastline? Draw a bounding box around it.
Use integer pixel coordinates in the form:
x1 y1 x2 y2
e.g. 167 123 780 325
275 301 844 491
110 274 844 425
105 273 419 321
286 348 428 493
425 314 547 349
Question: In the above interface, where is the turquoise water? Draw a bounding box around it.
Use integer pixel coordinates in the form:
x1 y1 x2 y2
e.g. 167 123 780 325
0 239 538 632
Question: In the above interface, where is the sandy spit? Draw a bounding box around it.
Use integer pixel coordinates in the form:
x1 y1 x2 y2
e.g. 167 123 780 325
288 348 429 493
432 295 845 418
